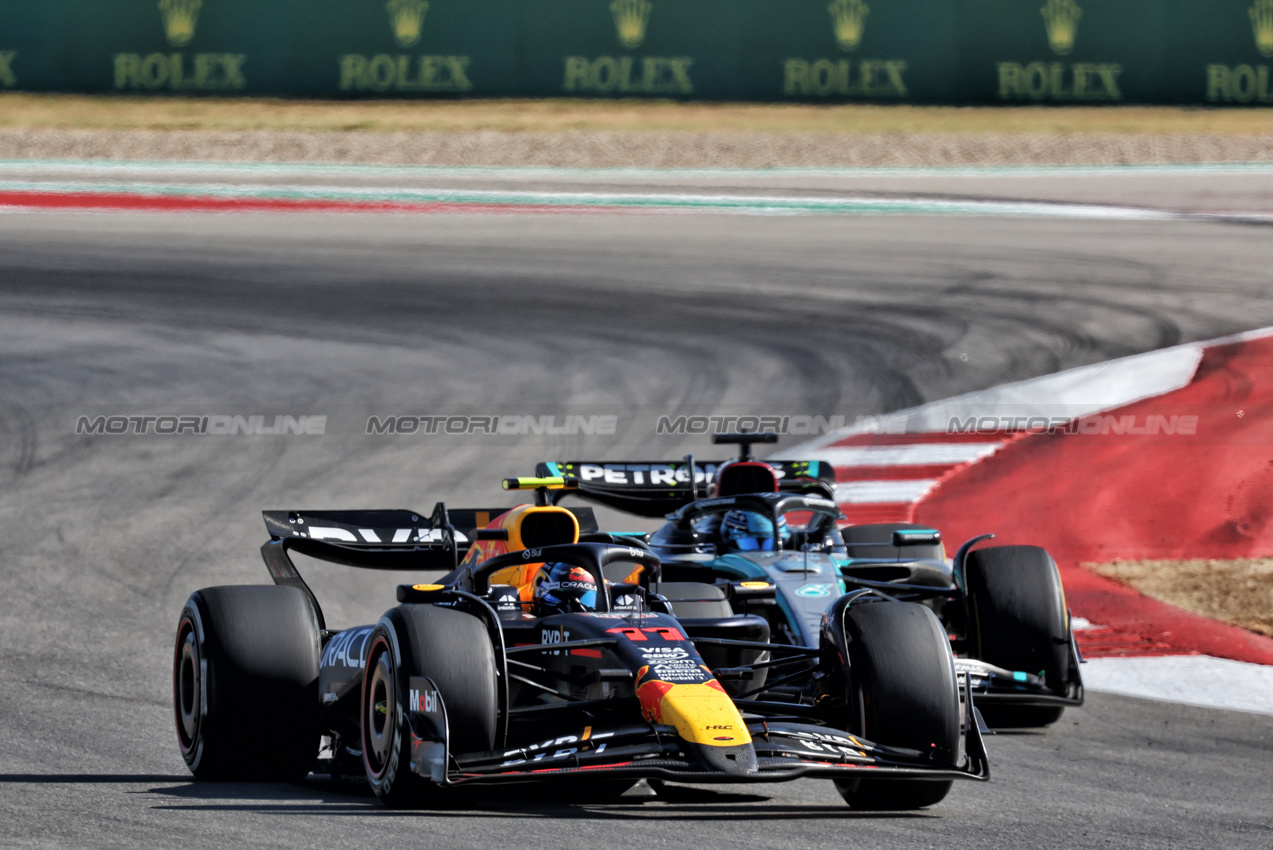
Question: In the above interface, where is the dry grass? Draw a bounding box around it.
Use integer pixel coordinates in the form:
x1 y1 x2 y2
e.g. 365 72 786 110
3 94 1271 168
5 93 1273 135
1085 558 1273 638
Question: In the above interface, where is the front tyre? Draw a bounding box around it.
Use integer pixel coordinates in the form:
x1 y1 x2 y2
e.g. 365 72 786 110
965 545 1070 728
173 585 321 780
835 601 959 810
362 604 498 808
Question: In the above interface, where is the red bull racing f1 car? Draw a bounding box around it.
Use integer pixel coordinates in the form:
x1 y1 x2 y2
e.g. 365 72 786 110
173 489 989 809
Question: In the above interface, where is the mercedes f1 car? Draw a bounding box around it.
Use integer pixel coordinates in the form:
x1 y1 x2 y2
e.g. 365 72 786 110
173 492 988 809
535 433 1085 729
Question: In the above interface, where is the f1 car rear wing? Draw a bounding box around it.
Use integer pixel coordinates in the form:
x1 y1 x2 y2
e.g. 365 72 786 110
258 502 599 630
536 459 836 517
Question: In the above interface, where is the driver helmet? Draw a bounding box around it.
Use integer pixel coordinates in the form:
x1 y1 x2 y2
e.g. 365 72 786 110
721 510 789 552
533 562 599 615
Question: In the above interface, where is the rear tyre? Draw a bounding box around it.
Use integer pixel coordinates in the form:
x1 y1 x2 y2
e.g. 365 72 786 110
964 545 1069 728
834 601 959 810
173 585 321 780
362 604 498 808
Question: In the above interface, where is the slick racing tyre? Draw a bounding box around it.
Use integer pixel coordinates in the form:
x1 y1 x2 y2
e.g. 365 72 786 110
362 604 498 808
835 601 959 810
841 522 945 562
174 585 321 780
965 545 1070 728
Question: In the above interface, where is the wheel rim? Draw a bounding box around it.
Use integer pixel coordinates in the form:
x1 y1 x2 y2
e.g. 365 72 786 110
363 638 396 778
174 619 201 753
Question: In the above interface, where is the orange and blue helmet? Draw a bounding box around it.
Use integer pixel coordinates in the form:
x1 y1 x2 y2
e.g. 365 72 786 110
534 563 599 614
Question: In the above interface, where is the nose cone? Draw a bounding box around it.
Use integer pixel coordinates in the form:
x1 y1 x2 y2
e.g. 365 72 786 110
636 677 758 774
685 739 759 774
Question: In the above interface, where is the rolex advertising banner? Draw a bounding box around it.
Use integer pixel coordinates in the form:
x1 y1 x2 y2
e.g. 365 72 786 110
1181 0 1273 104
961 0 1168 104
0 1 1270 104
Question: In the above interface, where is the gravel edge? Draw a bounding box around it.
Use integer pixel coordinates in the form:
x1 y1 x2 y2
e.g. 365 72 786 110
1085 558 1273 639
4 128 1273 168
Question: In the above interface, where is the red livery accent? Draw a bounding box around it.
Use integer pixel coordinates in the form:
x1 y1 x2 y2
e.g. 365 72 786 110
605 626 686 642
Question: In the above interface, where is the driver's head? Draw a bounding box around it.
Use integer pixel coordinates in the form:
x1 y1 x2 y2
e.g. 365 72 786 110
533 562 599 615
721 510 788 552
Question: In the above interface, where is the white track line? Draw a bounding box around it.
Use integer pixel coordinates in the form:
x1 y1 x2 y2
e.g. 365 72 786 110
820 443 1003 466
1081 656 1273 715
834 480 941 503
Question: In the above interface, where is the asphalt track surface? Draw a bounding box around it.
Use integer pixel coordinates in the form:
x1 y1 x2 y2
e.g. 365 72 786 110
3 169 1273 848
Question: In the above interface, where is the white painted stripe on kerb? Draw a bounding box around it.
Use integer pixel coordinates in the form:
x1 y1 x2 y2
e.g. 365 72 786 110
1082 656 1273 716
834 480 940 503
820 443 1003 467
786 341 1207 455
